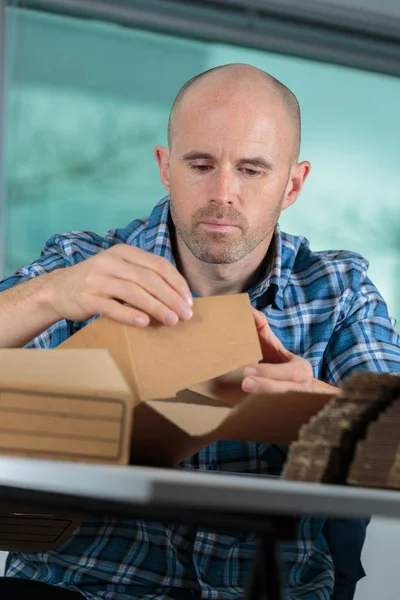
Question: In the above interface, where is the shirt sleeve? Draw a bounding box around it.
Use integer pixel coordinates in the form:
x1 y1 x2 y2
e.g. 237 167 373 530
0 231 112 348
312 271 398 598
283 264 396 598
322 275 400 385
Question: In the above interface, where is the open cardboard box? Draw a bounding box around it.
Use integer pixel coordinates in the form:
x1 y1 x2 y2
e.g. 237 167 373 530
59 294 331 465
0 294 333 551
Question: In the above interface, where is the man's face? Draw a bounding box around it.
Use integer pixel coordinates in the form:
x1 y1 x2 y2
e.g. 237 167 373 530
156 84 307 264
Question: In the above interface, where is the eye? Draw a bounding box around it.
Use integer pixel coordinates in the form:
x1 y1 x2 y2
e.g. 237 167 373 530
241 167 262 177
190 164 213 173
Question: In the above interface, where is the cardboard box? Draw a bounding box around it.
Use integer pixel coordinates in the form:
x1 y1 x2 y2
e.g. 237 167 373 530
0 348 134 463
0 293 333 551
58 293 331 465
59 293 266 465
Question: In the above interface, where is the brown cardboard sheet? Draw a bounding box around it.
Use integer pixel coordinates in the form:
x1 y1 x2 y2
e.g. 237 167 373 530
137 389 331 465
60 294 262 400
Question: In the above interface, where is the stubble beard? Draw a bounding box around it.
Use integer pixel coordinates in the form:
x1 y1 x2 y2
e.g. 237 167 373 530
170 197 283 265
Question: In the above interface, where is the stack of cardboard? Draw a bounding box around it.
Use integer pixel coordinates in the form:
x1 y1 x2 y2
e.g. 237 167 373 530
283 372 400 486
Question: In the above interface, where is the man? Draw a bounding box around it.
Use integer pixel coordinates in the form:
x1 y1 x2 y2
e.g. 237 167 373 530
0 63 399 600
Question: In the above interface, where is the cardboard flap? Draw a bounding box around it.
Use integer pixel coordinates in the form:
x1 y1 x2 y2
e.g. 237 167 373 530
0 349 131 398
189 373 248 407
59 320 141 399
216 390 334 444
60 294 262 401
146 388 231 437
135 389 332 463
145 389 332 443
130 402 220 466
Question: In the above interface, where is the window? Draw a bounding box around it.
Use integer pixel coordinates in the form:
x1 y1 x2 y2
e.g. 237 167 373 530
4 7 400 322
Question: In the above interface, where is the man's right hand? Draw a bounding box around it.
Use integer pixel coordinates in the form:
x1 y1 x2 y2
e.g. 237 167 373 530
46 245 193 327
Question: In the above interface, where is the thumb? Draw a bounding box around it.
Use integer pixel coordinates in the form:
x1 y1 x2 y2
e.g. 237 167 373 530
252 308 292 364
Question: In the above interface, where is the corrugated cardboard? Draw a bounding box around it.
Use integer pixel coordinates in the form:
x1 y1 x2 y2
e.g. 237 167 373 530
0 293 333 551
0 502 82 552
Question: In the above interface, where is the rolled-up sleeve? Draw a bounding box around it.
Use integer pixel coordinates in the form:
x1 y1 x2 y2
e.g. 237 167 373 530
0 231 108 348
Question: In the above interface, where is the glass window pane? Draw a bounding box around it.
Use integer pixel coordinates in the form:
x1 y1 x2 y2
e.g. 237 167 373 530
4 8 210 270
4 7 400 324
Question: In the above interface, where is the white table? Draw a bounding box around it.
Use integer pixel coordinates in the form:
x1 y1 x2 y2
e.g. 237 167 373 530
0 457 399 599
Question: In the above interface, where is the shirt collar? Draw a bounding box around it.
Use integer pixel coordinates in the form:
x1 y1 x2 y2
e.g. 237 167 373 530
141 197 298 310
142 196 178 268
250 225 305 310
247 225 283 309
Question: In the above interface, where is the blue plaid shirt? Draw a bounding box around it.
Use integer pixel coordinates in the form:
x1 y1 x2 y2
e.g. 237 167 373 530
2 197 400 600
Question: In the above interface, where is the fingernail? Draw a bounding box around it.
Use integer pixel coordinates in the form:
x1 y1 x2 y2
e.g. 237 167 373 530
243 378 258 392
179 307 193 321
244 367 258 377
165 311 179 326
133 316 149 327
184 293 193 306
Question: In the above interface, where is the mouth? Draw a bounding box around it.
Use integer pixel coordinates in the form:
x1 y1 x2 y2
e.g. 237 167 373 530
199 221 238 232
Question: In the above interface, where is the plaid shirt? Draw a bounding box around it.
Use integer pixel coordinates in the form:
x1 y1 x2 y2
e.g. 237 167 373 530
2 196 400 600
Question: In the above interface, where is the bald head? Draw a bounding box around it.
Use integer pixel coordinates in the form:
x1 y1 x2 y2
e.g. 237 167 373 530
168 63 301 161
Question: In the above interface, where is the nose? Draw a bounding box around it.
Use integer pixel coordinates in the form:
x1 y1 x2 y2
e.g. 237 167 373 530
210 167 238 206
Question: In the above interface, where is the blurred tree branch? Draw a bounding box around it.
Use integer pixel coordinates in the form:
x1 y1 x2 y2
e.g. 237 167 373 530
6 107 157 204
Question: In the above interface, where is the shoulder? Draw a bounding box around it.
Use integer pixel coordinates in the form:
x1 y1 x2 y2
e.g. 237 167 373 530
282 231 370 294
40 216 150 267
0 216 151 293
38 197 169 268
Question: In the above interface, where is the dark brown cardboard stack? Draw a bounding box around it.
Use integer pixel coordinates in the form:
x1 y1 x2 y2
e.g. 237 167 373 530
347 399 400 488
282 372 400 484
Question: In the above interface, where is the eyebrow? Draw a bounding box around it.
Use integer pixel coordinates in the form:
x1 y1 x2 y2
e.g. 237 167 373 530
181 151 274 171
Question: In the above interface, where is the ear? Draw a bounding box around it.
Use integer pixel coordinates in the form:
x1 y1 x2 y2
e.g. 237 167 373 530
281 160 311 211
154 145 171 193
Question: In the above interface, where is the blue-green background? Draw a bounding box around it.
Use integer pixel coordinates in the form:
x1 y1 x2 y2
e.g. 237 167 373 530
4 8 400 323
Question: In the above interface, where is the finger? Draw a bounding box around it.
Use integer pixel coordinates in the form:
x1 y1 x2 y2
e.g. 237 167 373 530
252 307 268 330
242 376 304 394
213 367 246 388
110 245 192 304
251 308 285 349
101 259 193 321
243 359 311 383
94 297 151 327
98 277 186 326
251 308 291 363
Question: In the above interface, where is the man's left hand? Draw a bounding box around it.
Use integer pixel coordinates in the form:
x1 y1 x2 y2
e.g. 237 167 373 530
242 309 338 395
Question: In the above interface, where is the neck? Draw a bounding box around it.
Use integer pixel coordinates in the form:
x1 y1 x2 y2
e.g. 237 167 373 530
174 235 274 297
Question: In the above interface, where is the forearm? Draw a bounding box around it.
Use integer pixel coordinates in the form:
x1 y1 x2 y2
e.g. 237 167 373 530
0 272 60 348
